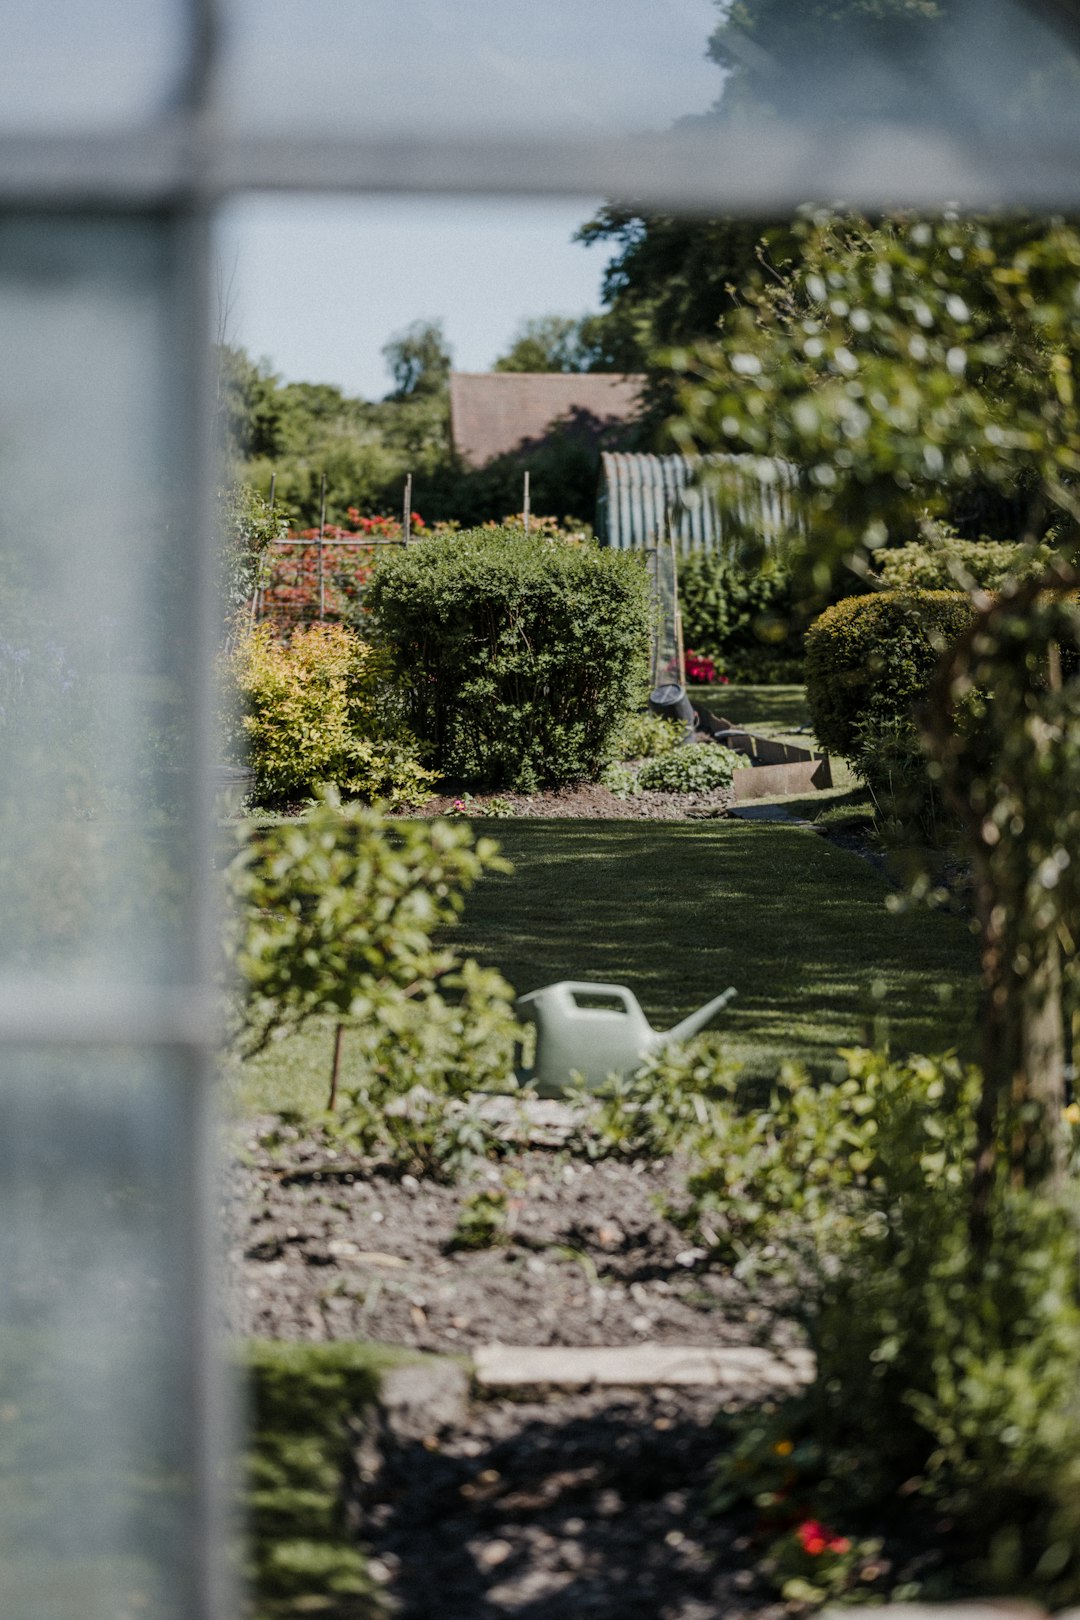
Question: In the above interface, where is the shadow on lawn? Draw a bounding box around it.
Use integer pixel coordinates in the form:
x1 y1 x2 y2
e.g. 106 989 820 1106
451 820 979 1075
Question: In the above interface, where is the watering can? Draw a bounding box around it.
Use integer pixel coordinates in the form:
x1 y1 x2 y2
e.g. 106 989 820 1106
514 981 737 1098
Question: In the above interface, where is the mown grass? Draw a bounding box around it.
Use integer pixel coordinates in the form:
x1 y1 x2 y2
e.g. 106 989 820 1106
448 820 978 1077
241 1340 419 1620
230 815 980 1117
688 683 809 735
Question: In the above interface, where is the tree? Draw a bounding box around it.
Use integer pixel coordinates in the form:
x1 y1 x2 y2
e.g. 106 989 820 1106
493 313 619 373
708 0 1080 127
671 210 1080 1204
573 209 801 438
215 345 290 462
381 318 452 400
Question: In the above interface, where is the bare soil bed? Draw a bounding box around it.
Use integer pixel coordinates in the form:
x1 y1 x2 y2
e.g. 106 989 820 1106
410 781 736 820
360 1384 790 1620
224 1121 797 1357
226 1123 811 1618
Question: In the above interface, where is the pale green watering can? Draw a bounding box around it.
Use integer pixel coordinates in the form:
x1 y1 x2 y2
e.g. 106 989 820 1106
514 981 737 1098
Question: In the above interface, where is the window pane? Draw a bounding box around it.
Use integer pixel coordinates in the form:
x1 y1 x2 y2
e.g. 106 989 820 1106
0 216 200 988
1 1 192 133
0 1048 206 1620
217 0 723 138
216 0 1080 197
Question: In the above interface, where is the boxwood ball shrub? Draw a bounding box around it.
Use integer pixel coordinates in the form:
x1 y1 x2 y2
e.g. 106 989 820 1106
366 527 651 790
805 589 975 758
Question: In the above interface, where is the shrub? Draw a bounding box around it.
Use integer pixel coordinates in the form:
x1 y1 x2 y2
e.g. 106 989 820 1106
226 789 516 1074
677 554 805 683
366 527 651 790
876 524 1055 593
673 1045 1080 1605
227 621 433 808
614 709 683 760
805 589 975 757
637 742 746 793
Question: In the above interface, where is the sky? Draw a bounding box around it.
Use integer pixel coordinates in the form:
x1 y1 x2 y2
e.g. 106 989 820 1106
214 195 620 401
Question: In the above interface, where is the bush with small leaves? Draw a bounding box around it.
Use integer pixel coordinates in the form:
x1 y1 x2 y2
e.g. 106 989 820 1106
226 621 434 808
366 526 651 790
225 792 519 1168
637 742 745 793
614 709 683 760
804 589 975 758
876 522 1056 593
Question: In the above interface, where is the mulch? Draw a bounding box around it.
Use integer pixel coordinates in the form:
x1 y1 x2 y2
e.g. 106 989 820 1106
225 1122 797 1359
225 1123 806 1619
410 781 736 820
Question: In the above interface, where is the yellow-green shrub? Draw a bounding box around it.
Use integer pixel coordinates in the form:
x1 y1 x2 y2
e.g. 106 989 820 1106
228 622 434 808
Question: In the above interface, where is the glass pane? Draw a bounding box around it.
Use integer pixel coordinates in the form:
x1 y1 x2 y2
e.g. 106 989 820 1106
0 1 192 133
0 1048 205 1620
0 215 200 988
217 0 1080 176
217 0 723 138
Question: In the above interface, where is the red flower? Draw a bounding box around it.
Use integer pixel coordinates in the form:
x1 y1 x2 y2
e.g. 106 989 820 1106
796 1520 850 1557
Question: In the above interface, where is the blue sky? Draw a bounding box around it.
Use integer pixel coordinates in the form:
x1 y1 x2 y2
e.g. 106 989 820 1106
210 0 724 398
215 194 623 401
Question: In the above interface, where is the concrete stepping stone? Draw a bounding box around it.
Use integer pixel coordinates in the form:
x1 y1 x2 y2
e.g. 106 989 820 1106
823 1607 1054 1619
472 1342 814 1393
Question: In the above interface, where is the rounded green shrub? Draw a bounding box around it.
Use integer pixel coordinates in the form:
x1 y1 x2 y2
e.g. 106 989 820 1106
365 527 651 790
804 589 975 757
637 742 745 793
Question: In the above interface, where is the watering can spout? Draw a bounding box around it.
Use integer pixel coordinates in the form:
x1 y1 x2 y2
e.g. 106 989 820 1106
665 987 737 1047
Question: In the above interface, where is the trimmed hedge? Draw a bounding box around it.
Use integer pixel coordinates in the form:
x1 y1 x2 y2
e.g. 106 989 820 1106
366 527 651 790
805 590 975 757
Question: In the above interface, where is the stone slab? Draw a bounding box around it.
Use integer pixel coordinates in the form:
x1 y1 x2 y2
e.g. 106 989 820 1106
728 804 812 824
472 1343 815 1392
823 1607 1047 1620
378 1359 470 1441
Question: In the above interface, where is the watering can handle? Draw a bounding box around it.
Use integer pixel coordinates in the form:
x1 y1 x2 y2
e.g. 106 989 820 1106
556 982 639 1014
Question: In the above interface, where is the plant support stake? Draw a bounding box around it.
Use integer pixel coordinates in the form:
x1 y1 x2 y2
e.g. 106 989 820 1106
523 470 531 536
403 473 412 546
318 471 326 621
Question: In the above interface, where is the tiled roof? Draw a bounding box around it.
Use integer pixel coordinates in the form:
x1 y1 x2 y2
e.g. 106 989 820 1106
449 371 645 468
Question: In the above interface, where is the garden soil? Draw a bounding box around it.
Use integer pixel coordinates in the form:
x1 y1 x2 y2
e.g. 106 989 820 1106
225 1122 806 1618
410 781 736 820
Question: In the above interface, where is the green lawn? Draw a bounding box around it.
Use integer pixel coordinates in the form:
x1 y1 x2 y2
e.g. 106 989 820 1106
688 683 810 735
447 819 978 1079
231 816 979 1116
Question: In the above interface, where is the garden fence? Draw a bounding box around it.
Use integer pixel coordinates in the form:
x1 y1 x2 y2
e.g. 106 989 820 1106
253 537 406 634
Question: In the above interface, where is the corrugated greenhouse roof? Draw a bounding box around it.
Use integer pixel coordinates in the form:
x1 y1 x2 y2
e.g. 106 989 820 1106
597 451 800 552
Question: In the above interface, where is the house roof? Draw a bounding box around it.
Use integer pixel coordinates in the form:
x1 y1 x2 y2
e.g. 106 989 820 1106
448 371 645 468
